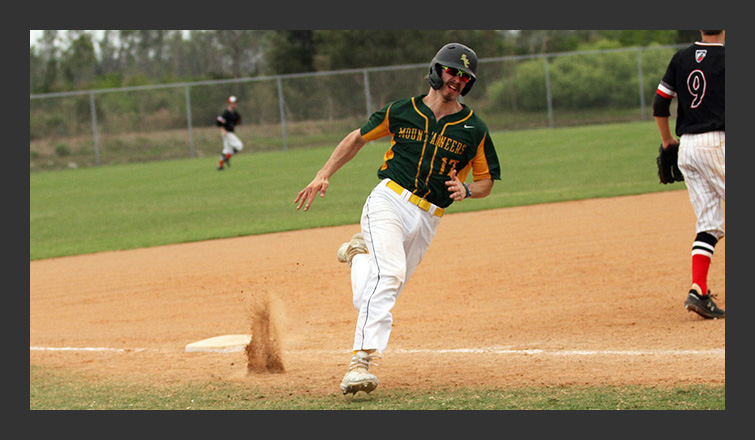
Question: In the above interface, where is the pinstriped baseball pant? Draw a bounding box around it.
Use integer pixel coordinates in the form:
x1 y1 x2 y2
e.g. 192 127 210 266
349 179 441 353
678 131 725 240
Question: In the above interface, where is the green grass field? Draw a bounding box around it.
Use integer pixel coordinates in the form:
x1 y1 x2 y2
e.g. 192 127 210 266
31 120 723 410
30 120 678 260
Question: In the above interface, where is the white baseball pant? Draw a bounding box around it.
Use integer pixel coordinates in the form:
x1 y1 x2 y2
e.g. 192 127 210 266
678 131 725 240
349 179 442 354
222 132 244 155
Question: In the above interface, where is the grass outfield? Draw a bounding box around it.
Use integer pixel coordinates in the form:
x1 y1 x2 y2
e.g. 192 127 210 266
30 120 680 260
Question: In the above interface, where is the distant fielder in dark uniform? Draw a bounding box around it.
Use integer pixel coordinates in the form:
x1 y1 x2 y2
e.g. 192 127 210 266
216 95 243 170
653 30 725 319
294 43 501 395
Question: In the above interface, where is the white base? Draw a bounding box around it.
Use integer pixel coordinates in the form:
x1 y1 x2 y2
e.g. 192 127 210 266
185 334 252 353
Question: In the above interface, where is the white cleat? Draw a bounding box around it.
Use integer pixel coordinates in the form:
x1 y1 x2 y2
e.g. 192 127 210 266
337 233 368 265
340 350 380 395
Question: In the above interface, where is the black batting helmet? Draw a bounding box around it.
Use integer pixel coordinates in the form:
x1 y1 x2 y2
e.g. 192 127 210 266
427 43 478 96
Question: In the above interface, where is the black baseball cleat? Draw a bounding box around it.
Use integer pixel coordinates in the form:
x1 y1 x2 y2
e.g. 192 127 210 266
684 285 725 319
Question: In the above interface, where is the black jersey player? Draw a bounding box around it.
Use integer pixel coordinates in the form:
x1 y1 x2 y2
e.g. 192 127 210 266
216 96 243 170
653 30 725 319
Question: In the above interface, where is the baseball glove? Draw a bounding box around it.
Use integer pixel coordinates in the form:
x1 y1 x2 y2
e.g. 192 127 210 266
656 143 684 184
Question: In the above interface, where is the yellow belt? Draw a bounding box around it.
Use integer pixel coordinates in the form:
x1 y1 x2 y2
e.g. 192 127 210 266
386 180 444 217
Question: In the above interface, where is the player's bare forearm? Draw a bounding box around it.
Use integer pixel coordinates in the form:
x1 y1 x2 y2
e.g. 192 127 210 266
654 117 678 148
294 129 367 211
317 129 367 180
468 179 493 198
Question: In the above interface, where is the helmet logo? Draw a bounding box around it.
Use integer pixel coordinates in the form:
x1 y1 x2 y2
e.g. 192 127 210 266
460 54 470 68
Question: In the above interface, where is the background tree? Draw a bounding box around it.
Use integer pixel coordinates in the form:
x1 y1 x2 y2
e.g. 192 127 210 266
29 47 43 93
29 29 693 94
596 30 678 47
36 30 61 93
59 30 97 88
265 30 316 75
97 30 120 80
213 30 269 77
512 30 595 54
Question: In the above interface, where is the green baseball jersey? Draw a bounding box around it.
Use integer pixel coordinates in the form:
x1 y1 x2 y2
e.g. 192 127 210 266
360 94 501 208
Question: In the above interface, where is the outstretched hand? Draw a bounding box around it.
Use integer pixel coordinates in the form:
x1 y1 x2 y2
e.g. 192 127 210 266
445 169 467 201
294 175 329 211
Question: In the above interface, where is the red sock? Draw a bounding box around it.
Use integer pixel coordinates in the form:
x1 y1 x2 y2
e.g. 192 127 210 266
691 233 717 296
225 153 232 161
218 160 224 168
691 254 712 296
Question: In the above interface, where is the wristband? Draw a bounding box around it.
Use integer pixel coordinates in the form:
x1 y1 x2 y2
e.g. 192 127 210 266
463 183 471 199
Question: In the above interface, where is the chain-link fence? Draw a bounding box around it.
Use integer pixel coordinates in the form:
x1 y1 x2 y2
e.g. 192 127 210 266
30 44 684 171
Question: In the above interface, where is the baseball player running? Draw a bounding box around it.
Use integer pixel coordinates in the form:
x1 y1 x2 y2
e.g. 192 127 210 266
216 95 243 170
295 43 501 395
653 30 725 319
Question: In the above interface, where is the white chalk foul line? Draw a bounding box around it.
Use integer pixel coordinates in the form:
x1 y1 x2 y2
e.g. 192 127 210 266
30 346 146 353
292 347 725 357
390 348 725 356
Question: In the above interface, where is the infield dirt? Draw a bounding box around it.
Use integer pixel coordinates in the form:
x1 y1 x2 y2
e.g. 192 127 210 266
29 190 725 395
